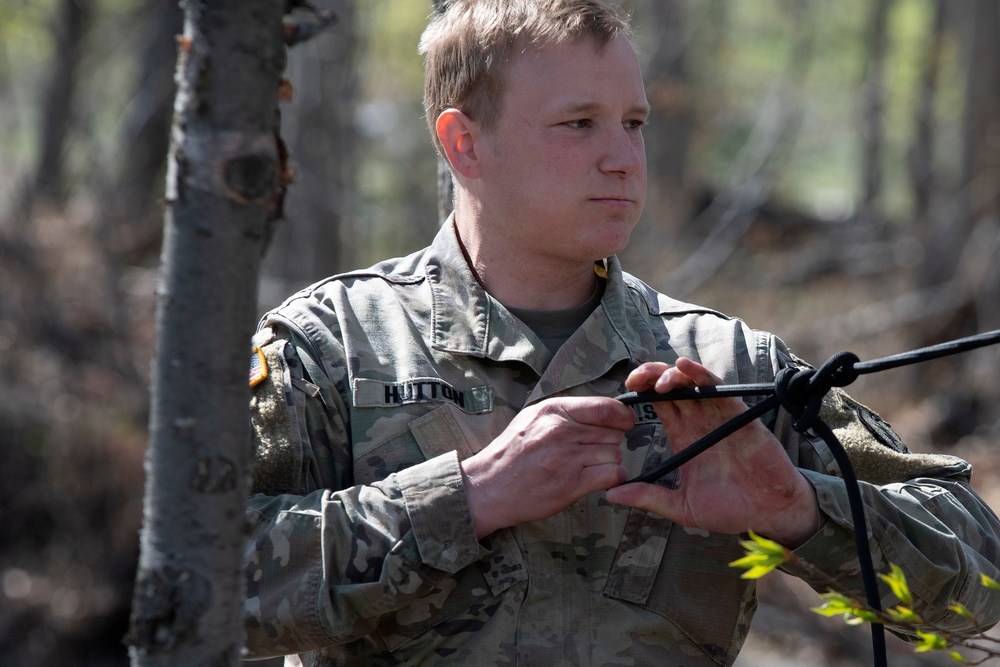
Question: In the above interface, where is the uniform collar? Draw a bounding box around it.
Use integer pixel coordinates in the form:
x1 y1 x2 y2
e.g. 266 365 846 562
425 218 653 388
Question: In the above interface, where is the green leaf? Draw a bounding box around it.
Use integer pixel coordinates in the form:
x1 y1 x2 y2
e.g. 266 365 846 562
849 609 880 624
811 591 856 617
879 563 913 606
729 531 789 579
886 605 922 624
811 591 878 624
728 552 785 579
812 603 849 617
914 630 948 653
980 573 1000 592
738 562 784 579
947 651 968 664
947 601 977 623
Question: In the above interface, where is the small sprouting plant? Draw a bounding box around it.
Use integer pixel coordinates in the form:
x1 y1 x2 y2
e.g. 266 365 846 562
731 533 1000 665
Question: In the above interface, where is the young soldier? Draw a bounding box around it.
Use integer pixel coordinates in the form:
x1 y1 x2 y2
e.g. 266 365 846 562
243 1 1000 664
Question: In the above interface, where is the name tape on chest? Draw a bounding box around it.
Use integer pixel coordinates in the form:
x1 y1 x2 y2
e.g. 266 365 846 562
353 377 494 414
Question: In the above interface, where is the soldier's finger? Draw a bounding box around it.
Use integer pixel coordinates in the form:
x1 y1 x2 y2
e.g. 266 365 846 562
578 462 628 492
605 482 679 518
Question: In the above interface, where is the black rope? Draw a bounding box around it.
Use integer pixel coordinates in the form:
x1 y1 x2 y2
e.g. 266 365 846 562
613 328 1000 667
773 353 886 664
623 394 778 484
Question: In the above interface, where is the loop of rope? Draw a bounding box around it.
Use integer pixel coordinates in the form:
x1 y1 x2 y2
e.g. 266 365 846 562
774 350 861 431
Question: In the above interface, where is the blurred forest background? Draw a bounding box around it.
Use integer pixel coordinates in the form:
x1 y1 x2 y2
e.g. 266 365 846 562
1 0 999 665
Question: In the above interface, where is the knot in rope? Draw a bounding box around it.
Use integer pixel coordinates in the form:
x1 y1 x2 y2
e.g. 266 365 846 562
774 350 860 432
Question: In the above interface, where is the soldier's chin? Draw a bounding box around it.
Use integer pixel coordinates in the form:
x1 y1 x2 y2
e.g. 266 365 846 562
597 222 637 257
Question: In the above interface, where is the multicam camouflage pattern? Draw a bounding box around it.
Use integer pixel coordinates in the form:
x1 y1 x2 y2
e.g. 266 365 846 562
244 220 1000 666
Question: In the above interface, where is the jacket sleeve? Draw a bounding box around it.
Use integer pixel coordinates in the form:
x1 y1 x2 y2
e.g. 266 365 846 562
242 330 485 658
788 466 1000 637
765 337 1000 637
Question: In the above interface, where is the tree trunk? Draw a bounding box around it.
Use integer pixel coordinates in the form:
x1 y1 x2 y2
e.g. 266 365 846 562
96 0 185 384
30 0 94 207
858 0 891 228
906 0 1000 441
263 0 356 292
114 0 185 228
127 1 286 664
908 0 945 229
635 0 692 236
961 0 1000 332
960 0 1000 223
919 0 1000 309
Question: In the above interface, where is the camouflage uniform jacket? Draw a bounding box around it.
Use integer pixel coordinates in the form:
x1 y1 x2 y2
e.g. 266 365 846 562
244 220 1000 666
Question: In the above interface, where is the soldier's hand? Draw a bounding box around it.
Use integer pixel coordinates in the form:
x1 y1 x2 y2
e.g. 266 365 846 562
605 357 821 547
460 396 635 538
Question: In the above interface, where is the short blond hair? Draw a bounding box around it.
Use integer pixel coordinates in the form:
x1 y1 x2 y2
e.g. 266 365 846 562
419 0 631 154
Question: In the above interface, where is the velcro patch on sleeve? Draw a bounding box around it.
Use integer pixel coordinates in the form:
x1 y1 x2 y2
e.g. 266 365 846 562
857 406 908 453
249 347 269 387
820 387 967 484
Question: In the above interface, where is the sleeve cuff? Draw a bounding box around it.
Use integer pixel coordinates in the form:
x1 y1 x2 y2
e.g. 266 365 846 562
781 469 865 581
395 451 483 573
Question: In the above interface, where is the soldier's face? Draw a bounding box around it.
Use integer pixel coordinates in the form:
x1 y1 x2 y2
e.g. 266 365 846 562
476 34 649 267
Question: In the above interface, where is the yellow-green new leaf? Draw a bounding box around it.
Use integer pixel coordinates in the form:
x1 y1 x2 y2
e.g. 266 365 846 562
728 552 784 579
947 601 977 623
879 563 913 606
736 561 783 579
729 531 790 579
914 630 947 653
981 573 1000 592
845 608 880 625
886 605 922 624
811 591 855 617
812 592 878 624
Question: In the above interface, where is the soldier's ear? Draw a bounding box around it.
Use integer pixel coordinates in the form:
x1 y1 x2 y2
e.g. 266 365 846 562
436 108 482 179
